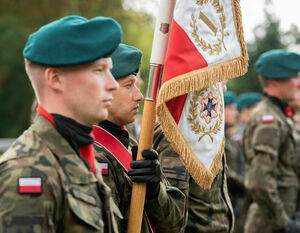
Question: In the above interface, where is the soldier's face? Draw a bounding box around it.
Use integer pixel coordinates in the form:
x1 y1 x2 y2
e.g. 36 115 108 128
107 75 144 126
59 58 119 126
225 103 237 127
278 73 300 102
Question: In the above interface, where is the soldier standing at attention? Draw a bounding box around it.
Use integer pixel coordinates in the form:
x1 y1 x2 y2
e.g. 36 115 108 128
0 15 122 232
153 85 234 232
243 49 300 233
93 43 187 233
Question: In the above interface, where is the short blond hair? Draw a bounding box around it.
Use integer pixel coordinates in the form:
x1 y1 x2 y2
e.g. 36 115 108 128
257 74 271 88
24 59 47 101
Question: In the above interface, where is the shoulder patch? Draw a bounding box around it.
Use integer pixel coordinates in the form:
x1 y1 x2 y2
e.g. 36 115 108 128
98 162 108 175
18 177 42 194
262 115 274 123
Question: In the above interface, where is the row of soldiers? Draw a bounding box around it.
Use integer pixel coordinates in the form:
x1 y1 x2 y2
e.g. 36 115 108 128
225 49 300 233
0 14 300 233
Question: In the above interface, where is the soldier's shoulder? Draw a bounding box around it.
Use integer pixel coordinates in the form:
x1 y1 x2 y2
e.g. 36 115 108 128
93 142 110 160
1 127 46 163
0 127 59 178
93 142 122 177
153 124 173 152
247 102 283 129
0 132 61 200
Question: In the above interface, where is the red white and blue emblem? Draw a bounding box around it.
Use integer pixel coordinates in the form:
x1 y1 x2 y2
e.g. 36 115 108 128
200 91 219 124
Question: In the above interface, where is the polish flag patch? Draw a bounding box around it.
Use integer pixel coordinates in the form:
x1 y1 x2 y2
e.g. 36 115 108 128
99 163 108 175
18 177 42 194
262 115 274 123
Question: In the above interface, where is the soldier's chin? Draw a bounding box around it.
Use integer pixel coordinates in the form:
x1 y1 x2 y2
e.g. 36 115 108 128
96 110 108 124
126 117 135 125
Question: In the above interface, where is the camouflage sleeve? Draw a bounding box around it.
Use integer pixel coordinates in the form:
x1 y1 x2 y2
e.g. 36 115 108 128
94 147 121 205
245 122 289 229
154 131 190 198
145 130 188 233
145 181 187 233
226 167 244 192
252 123 280 157
225 139 244 192
0 160 62 233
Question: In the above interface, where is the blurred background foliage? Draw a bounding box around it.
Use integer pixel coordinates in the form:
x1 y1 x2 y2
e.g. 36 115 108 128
0 0 154 137
227 2 300 94
0 0 299 137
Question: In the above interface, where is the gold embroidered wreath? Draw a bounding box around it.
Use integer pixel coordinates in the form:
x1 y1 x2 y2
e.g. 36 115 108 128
187 86 223 142
190 0 230 55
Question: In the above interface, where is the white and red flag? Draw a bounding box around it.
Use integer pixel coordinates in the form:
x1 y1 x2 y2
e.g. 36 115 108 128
156 0 248 189
18 177 42 193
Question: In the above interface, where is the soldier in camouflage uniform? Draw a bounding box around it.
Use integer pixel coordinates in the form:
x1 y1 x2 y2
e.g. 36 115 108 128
93 43 187 233
153 83 234 233
0 15 123 232
243 49 300 233
224 91 246 233
232 92 262 142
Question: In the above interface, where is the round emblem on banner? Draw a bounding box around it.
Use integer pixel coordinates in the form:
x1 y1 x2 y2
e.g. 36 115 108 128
188 84 224 142
190 0 229 55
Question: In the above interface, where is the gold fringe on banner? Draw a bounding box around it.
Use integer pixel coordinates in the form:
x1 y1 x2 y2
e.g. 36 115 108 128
156 0 248 189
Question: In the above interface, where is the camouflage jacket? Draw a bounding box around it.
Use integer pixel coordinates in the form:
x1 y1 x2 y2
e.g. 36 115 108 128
153 125 234 233
243 97 300 233
225 131 245 207
94 133 187 233
0 115 121 233
225 131 247 233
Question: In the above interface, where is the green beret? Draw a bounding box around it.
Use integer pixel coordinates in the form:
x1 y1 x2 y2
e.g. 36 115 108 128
111 43 142 79
236 92 261 111
224 91 236 106
23 15 122 66
255 49 300 79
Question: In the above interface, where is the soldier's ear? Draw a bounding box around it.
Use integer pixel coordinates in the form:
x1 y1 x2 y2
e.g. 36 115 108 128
45 67 64 92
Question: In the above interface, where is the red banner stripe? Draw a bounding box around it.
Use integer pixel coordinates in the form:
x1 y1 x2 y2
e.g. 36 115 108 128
166 95 188 124
19 186 42 193
162 19 208 83
162 20 208 123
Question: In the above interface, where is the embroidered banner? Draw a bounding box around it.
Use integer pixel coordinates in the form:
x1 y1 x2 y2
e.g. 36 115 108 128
156 0 248 189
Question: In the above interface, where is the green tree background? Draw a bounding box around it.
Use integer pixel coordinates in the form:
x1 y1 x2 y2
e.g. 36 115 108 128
227 2 300 94
0 0 299 138
0 0 154 137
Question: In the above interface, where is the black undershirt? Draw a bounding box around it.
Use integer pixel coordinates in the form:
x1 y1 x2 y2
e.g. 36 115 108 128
98 120 129 148
51 114 94 169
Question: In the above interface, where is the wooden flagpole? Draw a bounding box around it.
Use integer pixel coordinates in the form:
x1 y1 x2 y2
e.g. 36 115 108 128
126 1 176 232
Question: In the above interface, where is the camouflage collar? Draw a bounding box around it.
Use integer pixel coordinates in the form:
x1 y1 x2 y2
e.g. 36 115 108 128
263 98 294 128
264 94 291 117
32 115 97 184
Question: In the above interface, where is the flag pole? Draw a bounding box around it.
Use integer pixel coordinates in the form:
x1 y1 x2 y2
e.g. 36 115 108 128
126 1 176 232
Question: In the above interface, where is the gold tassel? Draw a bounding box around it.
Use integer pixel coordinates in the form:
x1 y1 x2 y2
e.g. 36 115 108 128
156 0 248 189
